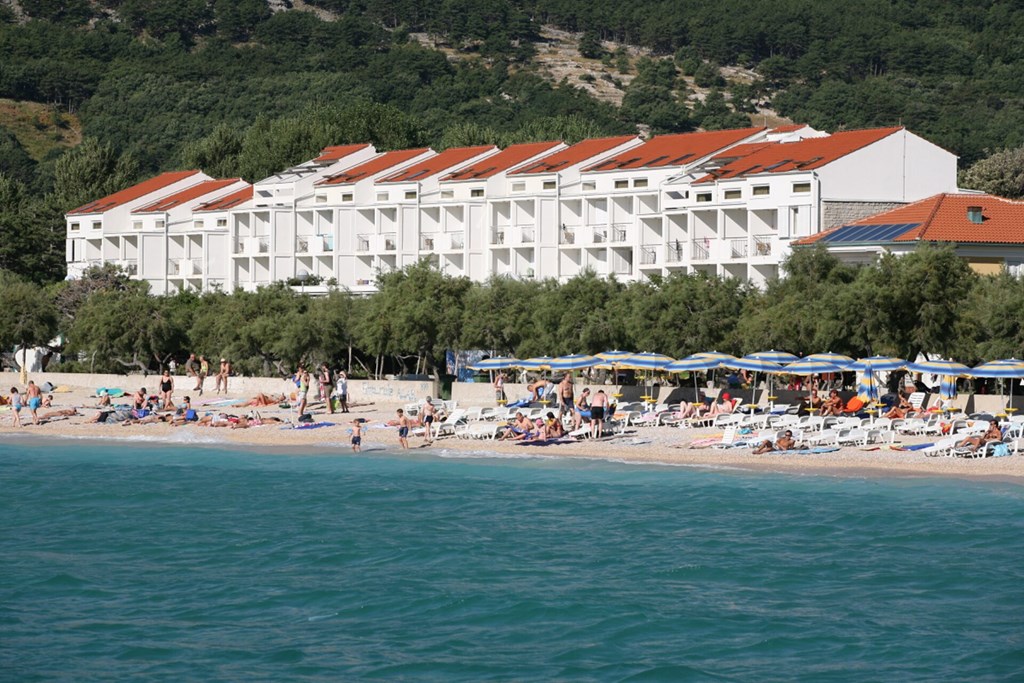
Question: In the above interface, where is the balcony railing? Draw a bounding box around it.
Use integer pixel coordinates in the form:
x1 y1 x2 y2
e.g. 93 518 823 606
753 234 773 257
168 258 180 276
559 227 576 245
296 237 310 253
610 223 629 242
382 233 397 251
356 234 371 252
729 238 749 259
593 228 608 244
420 234 436 251
236 236 269 254
520 228 535 244
691 238 710 262
640 246 658 265
491 230 505 246
665 242 685 263
449 231 464 250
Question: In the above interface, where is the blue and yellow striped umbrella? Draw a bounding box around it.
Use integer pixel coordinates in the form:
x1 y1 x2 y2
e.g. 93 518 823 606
805 352 853 367
970 359 1024 409
621 352 675 370
905 359 970 376
848 356 906 402
723 356 784 373
469 356 520 370
549 354 601 371
748 349 800 363
665 354 733 372
517 356 555 370
783 358 847 375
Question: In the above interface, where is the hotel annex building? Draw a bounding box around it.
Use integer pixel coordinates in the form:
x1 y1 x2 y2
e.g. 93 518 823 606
65 124 959 294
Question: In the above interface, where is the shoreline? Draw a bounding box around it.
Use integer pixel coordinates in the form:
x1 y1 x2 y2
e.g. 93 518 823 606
2 386 1022 484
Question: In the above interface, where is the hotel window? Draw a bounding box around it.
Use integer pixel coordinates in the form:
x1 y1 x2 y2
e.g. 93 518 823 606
582 181 596 192
155 220 165 230
404 191 417 200
792 182 811 194
752 185 770 196
315 194 327 203
614 179 629 189
542 180 556 190
441 190 454 199
633 178 648 188
216 218 227 228
376 192 388 201
470 188 484 198
512 182 526 193
132 221 142 230
724 189 742 200
696 192 712 203
92 221 101 230
342 193 353 202
70 222 80 231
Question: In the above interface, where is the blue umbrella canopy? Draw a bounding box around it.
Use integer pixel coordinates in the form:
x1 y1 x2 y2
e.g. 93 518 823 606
517 356 555 370
782 358 848 375
596 350 634 362
905 359 970 376
969 359 1024 378
549 354 601 371
724 356 784 373
665 354 733 372
804 352 853 367
469 356 521 370
748 349 800 363
848 356 905 403
693 351 735 361
621 352 675 370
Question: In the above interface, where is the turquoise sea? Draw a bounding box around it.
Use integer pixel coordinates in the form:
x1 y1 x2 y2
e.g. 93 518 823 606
2 438 1024 681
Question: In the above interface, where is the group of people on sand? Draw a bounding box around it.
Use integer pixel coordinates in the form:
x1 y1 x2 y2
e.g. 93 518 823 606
291 364 350 417
7 381 46 427
183 354 233 397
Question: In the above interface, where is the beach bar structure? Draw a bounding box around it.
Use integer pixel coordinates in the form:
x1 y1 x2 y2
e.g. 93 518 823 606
66 124 962 293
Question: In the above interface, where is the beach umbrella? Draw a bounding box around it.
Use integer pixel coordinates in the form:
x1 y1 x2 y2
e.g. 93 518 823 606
469 356 521 370
784 358 849 408
517 356 555 370
549 354 601 371
847 356 906 403
596 349 633 384
905 359 971 376
621 352 675 403
938 375 958 400
805 352 853 367
666 354 733 403
693 351 735 361
748 349 800 363
969 359 1024 412
723 356 784 406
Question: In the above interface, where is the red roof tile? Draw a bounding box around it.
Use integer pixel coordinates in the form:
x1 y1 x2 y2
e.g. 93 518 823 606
133 179 243 213
509 136 638 175
770 124 806 133
313 144 372 163
695 127 902 183
68 170 201 215
796 193 1024 246
318 149 431 186
441 141 563 181
378 146 495 183
582 128 763 172
195 185 253 212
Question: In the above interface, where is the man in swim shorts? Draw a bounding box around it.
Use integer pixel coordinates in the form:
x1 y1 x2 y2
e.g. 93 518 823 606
25 380 42 426
351 418 363 452
558 373 574 419
396 409 409 449
590 389 609 438
421 397 436 442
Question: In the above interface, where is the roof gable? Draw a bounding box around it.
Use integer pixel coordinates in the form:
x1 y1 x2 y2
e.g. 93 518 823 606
441 141 562 181
318 148 431 186
195 185 253 212
313 143 372 163
378 146 495 183
68 170 201 215
582 128 763 172
696 127 903 183
509 136 638 175
133 179 243 213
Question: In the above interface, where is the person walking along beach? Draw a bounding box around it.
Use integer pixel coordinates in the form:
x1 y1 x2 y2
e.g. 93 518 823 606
558 373 574 420
25 380 42 426
9 387 22 427
396 409 410 449
198 356 210 395
185 353 199 391
421 397 437 443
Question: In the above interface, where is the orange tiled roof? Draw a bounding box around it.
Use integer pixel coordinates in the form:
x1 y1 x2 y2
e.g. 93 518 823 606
441 141 563 181
509 136 638 175
796 193 1024 246
378 146 496 183
68 170 201 215
313 144 372 163
582 128 763 172
318 149 431 186
133 179 243 213
195 185 253 212
770 124 806 133
695 127 903 183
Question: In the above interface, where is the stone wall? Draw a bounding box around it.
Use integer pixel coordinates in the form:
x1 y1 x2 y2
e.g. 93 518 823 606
822 201 906 230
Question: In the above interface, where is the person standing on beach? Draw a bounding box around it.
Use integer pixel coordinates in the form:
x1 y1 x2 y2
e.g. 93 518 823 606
9 387 22 427
558 373 574 420
159 370 174 409
185 353 199 390
336 371 349 413
351 418 363 452
296 366 311 417
396 409 409 449
25 380 42 426
214 358 228 394
319 363 334 414
421 397 436 443
198 356 209 395
493 371 506 404
590 389 609 438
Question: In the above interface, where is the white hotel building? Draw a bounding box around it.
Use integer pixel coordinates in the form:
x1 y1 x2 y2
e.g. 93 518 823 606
66 124 958 292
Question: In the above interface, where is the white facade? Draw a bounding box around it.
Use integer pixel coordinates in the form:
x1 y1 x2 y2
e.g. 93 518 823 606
66 125 960 293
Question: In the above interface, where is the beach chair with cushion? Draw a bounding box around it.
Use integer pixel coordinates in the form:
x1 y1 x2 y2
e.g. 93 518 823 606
805 429 838 447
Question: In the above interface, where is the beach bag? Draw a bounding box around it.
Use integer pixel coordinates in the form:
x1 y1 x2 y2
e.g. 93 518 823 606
185 409 197 421
991 443 1010 457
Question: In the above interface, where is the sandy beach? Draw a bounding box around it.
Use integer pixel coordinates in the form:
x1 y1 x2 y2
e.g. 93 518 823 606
2 384 1022 484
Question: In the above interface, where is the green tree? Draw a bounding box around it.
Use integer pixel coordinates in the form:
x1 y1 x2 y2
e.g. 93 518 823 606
959 146 1024 198
578 30 604 59
0 272 59 364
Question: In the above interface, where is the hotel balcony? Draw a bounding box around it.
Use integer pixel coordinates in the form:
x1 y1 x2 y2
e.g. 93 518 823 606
235 236 269 255
447 231 465 250
665 242 685 264
559 227 576 245
491 229 506 246
610 223 629 243
518 227 536 245
356 234 371 252
420 234 436 251
728 238 749 259
382 232 397 251
169 257 202 277
691 239 710 262
123 259 138 276
753 235 773 257
640 246 658 266
296 234 335 255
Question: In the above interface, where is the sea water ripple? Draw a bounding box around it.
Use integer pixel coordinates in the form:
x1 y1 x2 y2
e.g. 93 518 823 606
2 440 1023 681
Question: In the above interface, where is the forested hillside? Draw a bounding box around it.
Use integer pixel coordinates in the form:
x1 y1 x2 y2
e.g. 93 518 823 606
2 0 1024 285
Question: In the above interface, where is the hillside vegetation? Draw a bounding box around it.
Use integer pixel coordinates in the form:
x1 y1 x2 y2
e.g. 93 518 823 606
1 0 1023 285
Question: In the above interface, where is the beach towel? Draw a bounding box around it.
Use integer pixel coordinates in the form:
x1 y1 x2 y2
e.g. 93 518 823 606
515 438 573 447
282 422 336 431
96 388 126 398
770 446 840 455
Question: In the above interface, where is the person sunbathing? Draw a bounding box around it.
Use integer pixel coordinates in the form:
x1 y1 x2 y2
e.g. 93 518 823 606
753 430 797 454
956 420 1003 452
704 393 734 417
821 389 844 416
499 412 533 440
121 413 173 426
39 408 79 421
246 393 286 407
883 392 918 419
